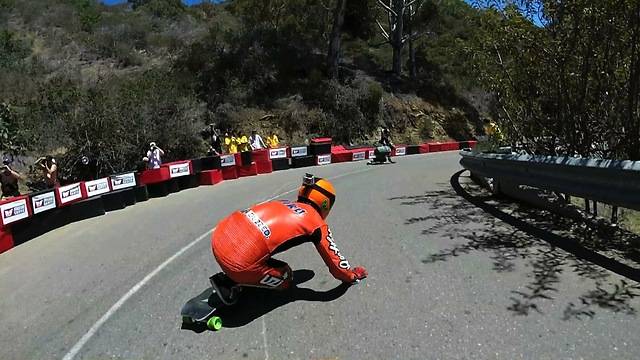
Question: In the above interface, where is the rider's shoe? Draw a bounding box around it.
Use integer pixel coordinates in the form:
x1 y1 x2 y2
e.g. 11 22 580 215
210 272 241 305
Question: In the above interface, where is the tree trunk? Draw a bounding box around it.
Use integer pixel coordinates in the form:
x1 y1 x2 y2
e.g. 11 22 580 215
391 0 404 75
408 37 416 77
326 0 347 79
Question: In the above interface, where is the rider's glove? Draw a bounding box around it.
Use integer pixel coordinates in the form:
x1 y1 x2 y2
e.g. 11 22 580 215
350 266 368 285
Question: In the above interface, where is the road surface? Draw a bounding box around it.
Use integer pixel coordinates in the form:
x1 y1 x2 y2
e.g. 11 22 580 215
0 151 638 359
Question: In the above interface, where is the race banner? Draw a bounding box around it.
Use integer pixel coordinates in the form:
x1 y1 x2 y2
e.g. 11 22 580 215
110 172 136 191
317 154 331 166
169 162 191 178
1 198 29 225
31 191 57 215
85 178 111 197
269 148 288 160
352 151 366 161
220 154 236 167
290 146 308 158
58 183 84 205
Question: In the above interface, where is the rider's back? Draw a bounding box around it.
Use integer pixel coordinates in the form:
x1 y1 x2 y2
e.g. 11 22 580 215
212 200 325 270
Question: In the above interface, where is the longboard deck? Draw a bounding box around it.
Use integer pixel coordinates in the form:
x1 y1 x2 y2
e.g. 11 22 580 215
181 286 224 322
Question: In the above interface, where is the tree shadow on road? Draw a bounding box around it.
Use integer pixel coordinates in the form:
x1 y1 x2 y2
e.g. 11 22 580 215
389 170 640 319
181 269 350 332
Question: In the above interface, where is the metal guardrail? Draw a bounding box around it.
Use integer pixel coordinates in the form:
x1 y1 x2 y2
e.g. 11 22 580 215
459 149 640 212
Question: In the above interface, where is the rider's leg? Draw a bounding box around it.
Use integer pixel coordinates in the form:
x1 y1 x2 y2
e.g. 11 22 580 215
226 258 293 291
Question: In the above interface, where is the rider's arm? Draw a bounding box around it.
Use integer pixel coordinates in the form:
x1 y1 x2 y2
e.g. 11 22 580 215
312 225 357 283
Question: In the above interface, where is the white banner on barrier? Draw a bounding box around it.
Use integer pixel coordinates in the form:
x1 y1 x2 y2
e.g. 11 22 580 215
110 172 136 191
368 150 375 158
395 147 406 156
290 146 307 157
58 183 83 205
317 154 331 165
269 148 288 159
220 154 236 167
169 162 191 178
85 178 111 197
31 191 57 214
1 198 29 225
352 151 366 161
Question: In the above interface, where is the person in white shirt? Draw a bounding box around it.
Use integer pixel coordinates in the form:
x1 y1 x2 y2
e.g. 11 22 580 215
249 130 267 150
146 142 165 169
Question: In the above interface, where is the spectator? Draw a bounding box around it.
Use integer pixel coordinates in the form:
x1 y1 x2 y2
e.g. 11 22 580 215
249 129 267 150
237 132 250 152
0 158 22 199
267 131 279 148
146 142 165 169
212 127 222 154
482 118 504 151
225 132 238 154
204 124 222 155
39 155 59 189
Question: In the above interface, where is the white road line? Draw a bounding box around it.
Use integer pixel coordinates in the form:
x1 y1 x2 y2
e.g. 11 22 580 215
62 167 373 360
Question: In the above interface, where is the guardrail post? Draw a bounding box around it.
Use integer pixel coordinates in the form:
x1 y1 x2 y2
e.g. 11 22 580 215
585 198 591 214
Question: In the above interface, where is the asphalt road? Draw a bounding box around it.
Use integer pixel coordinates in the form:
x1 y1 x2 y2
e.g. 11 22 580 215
1 151 639 360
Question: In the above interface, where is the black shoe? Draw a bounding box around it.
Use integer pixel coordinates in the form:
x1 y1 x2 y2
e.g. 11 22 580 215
210 273 241 305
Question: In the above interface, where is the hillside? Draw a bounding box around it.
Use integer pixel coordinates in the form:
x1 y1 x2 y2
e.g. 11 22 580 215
0 0 488 182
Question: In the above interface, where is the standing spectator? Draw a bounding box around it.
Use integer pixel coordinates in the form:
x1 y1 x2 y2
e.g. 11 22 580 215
146 142 165 169
1 158 22 199
249 129 267 150
39 155 59 189
483 118 504 151
267 131 279 148
237 132 250 152
212 127 222 154
225 132 238 153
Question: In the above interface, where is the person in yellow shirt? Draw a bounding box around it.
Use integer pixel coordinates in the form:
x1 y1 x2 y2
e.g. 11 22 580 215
267 131 279 148
482 118 504 151
225 132 238 153
237 132 250 152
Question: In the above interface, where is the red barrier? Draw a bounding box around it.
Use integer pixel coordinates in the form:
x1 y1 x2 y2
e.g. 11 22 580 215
331 150 352 163
468 140 478 148
252 149 270 163
139 167 170 185
221 166 238 180
238 163 258 177
199 170 223 185
233 153 242 166
441 142 459 151
256 161 273 174
0 226 13 254
419 144 430 153
428 142 442 152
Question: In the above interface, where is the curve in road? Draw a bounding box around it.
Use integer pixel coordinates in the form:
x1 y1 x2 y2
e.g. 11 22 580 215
0 151 639 360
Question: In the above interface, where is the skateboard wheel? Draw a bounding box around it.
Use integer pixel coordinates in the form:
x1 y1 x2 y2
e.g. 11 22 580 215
207 316 222 331
182 316 194 325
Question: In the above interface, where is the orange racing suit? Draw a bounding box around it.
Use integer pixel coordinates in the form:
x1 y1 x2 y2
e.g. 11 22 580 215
211 200 358 290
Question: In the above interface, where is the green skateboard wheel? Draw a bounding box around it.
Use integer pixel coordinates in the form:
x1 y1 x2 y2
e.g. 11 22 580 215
207 316 222 331
182 316 194 325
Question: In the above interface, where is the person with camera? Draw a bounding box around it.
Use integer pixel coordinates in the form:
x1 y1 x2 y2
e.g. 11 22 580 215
1 158 23 200
38 155 58 189
146 142 165 170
